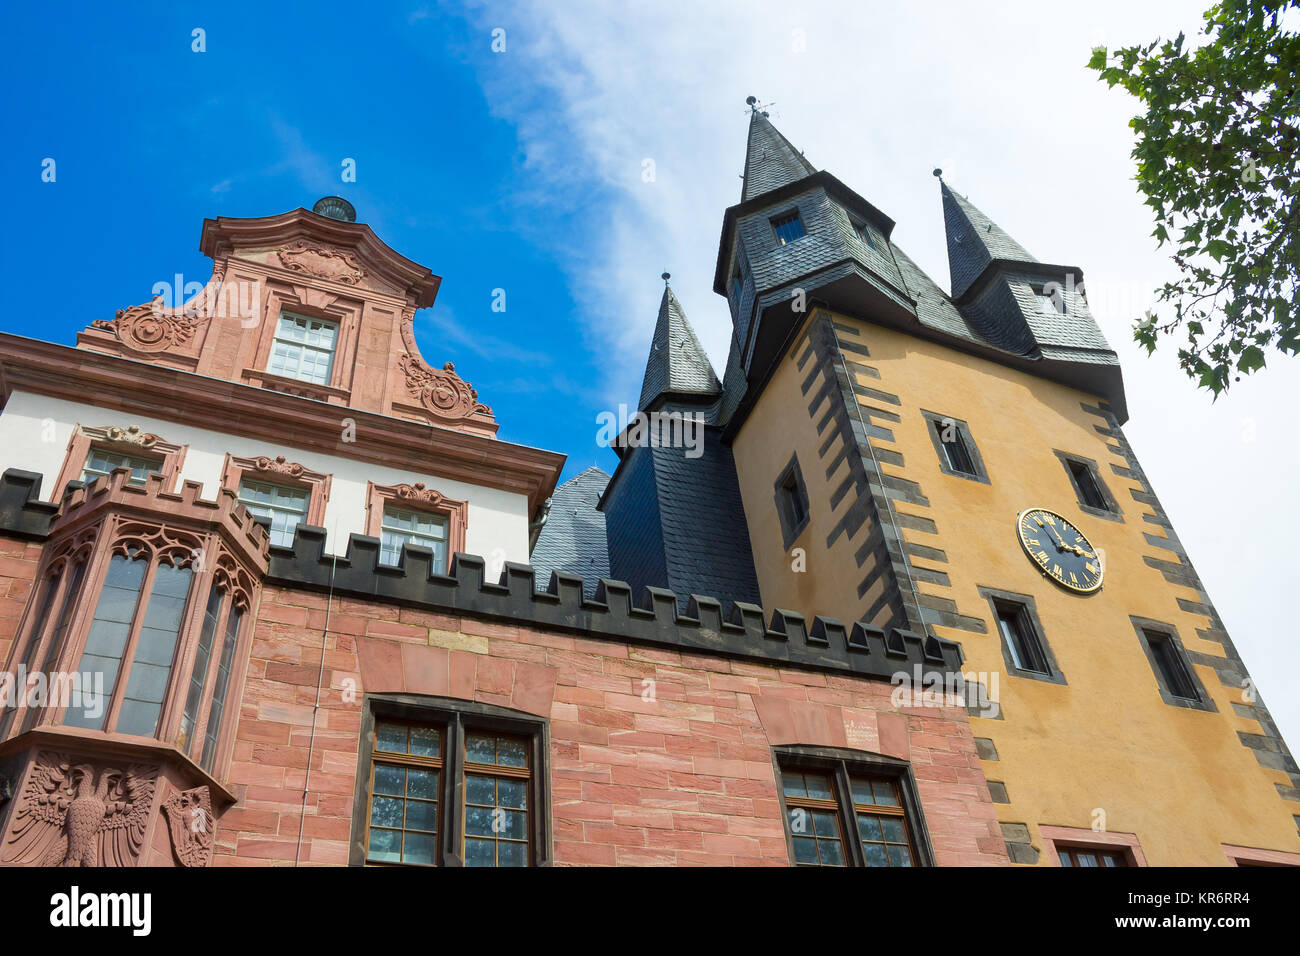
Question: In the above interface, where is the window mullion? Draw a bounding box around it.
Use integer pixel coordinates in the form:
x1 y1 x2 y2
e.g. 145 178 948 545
834 762 864 868
446 714 465 866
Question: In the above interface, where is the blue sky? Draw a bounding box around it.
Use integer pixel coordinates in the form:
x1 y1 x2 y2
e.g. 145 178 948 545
4 1 1299 748
1 2 618 471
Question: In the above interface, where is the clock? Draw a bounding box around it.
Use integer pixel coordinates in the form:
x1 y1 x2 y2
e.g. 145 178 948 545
1016 508 1103 593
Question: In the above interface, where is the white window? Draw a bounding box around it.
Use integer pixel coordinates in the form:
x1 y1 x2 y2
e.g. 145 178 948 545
81 448 162 486
380 506 448 569
268 313 338 385
237 479 310 548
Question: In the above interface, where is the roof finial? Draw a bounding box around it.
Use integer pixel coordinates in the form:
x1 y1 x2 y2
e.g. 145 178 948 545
661 271 671 286
746 95 757 112
932 167 944 180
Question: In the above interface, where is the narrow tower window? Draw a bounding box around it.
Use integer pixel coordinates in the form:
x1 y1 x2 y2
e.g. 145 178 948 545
995 601 1049 675
1068 460 1108 510
1144 629 1199 702
933 419 977 476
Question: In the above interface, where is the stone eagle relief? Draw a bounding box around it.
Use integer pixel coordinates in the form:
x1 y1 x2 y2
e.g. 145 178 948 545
0 752 159 867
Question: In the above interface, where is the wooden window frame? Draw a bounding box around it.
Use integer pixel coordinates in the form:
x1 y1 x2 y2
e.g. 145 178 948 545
1040 825 1147 867
350 695 551 867
221 453 332 531
364 481 468 572
773 745 934 868
53 424 187 502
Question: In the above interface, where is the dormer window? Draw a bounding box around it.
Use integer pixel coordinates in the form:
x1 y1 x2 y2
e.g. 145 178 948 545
854 220 877 251
1033 287 1066 316
269 312 338 385
771 210 806 245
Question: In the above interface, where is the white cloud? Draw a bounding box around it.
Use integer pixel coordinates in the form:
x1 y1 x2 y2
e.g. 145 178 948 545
456 0 1300 753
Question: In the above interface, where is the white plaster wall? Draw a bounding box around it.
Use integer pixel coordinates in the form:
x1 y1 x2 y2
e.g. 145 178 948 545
0 390 530 568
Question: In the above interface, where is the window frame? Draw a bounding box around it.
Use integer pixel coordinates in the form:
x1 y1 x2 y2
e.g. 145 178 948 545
770 208 807 245
53 424 188 503
1130 617 1215 712
1040 825 1147 867
267 310 340 387
920 410 989 484
221 455 332 546
364 481 468 573
978 586 1067 685
773 746 934 868
350 695 552 867
773 454 811 550
1054 450 1122 521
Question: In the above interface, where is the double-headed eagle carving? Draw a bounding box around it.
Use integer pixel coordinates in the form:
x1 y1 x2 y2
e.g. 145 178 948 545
0 753 157 867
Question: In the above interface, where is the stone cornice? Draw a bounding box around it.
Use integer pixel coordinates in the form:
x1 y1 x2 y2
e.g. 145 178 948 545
0 334 564 516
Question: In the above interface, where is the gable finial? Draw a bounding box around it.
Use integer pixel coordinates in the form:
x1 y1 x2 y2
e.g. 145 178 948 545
662 271 671 286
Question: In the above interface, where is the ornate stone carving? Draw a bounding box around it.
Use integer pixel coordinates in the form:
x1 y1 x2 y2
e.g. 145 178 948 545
98 300 206 353
1 752 159 867
277 239 365 285
98 424 160 448
163 786 213 868
252 455 305 477
389 482 445 505
398 354 493 421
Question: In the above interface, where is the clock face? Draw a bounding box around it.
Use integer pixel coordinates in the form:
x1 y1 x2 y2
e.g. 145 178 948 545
1016 508 1103 593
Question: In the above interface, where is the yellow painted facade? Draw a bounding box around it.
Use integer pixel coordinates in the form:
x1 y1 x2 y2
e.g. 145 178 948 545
731 307 1300 865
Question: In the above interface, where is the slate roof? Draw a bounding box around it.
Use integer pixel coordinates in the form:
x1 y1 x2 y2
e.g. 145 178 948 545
740 110 817 202
940 180 1037 300
638 284 722 411
529 466 610 599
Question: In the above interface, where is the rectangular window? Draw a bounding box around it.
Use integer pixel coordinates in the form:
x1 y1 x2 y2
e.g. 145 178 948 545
237 479 310 548
1068 459 1109 511
1145 629 1199 702
855 221 877 250
380 506 448 568
995 601 1049 675
199 605 242 771
64 554 148 730
359 704 546 868
268 312 338 386
1059 846 1130 867
933 418 977 476
178 586 224 753
778 755 926 867
773 455 811 549
368 721 443 866
81 448 163 486
1035 289 1065 315
771 210 806 245
115 562 193 737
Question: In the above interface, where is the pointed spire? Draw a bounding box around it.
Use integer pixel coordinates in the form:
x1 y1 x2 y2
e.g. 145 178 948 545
939 176 1037 299
638 279 721 411
740 98 816 203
